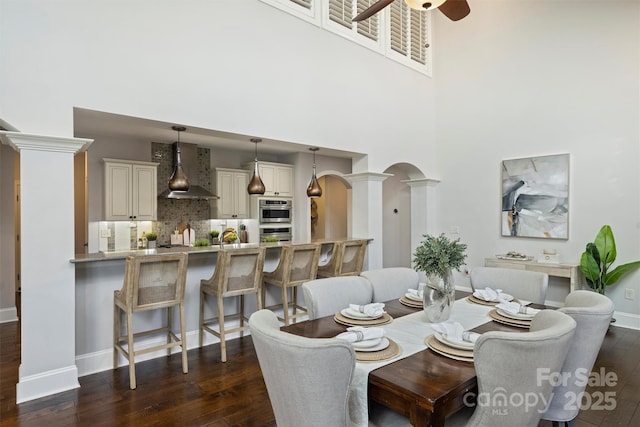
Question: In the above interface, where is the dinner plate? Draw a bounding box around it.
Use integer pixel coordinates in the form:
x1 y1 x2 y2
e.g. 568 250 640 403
471 292 514 303
399 296 423 308
488 309 531 329
497 307 536 320
433 332 475 350
351 337 383 349
405 292 423 302
354 337 390 352
334 312 394 327
425 335 474 362
341 308 385 320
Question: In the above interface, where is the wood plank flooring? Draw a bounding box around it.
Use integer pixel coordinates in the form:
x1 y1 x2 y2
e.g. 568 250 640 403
1 318 639 426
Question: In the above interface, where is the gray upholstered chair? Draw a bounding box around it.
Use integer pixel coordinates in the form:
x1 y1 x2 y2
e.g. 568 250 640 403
249 309 355 427
262 243 321 326
301 276 373 320
113 252 189 389
542 290 614 427
466 310 577 427
361 267 420 302
317 239 368 278
470 266 549 304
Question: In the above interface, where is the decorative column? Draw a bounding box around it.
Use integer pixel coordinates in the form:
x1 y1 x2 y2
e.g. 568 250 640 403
403 178 440 263
1 132 92 403
343 172 392 271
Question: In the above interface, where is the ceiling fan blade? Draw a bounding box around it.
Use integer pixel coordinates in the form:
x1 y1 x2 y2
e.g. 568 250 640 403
352 0 395 22
438 0 470 21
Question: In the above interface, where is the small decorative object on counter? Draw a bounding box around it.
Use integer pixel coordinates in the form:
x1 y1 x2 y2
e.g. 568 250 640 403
239 224 248 243
146 232 158 249
222 228 238 243
194 239 210 247
209 230 220 245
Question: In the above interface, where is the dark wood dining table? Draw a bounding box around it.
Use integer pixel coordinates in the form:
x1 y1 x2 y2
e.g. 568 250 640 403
282 291 542 427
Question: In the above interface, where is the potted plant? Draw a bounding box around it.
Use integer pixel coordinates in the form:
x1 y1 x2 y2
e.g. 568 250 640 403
194 238 210 247
262 236 279 244
146 232 158 249
580 225 640 295
413 233 467 322
209 230 220 245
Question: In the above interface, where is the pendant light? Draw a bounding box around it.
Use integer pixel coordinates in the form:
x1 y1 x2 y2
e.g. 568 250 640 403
306 147 322 198
168 126 190 192
247 138 266 195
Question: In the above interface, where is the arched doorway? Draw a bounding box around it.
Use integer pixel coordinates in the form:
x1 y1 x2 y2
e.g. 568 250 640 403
311 174 351 240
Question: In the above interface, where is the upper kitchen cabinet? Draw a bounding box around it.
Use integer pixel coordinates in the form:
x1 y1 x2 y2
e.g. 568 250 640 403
213 168 250 219
103 159 158 221
255 162 294 197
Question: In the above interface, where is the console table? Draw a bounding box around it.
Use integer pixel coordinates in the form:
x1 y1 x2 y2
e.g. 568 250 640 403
484 257 585 292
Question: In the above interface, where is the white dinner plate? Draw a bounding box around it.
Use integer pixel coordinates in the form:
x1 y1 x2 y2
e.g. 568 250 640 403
497 307 536 320
354 337 390 352
351 337 383 349
472 292 514 303
405 292 423 302
433 332 475 351
341 308 385 320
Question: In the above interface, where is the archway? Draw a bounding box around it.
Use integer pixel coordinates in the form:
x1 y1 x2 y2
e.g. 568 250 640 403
311 173 351 240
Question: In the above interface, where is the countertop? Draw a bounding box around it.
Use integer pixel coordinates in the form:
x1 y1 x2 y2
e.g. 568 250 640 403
70 237 372 263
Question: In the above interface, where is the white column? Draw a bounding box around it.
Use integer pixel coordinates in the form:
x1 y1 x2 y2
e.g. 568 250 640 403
344 172 392 271
1 132 92 403
403 178 441 263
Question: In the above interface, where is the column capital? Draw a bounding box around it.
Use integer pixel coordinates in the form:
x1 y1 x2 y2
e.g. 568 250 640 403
343 172 393 184
401 178 441 188
1 131 92 153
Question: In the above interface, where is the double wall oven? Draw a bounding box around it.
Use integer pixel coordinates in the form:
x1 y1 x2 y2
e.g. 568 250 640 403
259 199 292 242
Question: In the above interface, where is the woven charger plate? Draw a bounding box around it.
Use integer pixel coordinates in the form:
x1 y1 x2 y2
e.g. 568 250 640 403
334 311 393 327
399 296 423 308
489 308 531 329
356 338 401 362
466 295 520 306
425 335 474 362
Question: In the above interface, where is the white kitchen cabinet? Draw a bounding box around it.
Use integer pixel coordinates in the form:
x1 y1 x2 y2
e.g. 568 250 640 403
255 162 294 197
104 159 158 221
214 168 250 219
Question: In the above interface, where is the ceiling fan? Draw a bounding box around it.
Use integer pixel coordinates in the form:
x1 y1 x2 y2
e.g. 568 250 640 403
352 0 470 23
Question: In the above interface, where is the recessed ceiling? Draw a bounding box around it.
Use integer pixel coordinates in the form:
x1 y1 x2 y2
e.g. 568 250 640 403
73 108 360 159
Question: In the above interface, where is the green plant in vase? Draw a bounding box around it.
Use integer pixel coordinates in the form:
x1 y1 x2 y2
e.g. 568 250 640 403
145 232 157 249
209 230 220 244
194 238 210 247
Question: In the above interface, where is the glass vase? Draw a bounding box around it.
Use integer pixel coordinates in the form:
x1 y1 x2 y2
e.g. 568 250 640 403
423 270 455 323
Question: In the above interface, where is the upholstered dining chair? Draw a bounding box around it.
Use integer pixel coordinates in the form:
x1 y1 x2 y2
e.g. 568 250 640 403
470 266 549 304
541 290 614 427
466 310 577 427
361 267 420 302
249 309 355 427
199 247 265 362
262 243 321 325
301 276 373 320
317 239 368 278
113 252 189 389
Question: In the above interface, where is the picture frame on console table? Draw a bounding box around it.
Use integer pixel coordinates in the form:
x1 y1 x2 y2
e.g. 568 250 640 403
501 153 569 239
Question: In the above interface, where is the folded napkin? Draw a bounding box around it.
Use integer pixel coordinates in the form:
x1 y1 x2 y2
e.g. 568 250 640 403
407 289 423 299
473 287 509 302
431 322 480 344
335 326 385 343
496 301 540 316
348 302 385 317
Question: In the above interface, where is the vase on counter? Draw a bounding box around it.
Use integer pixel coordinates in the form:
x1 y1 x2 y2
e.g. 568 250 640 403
423 270 455 323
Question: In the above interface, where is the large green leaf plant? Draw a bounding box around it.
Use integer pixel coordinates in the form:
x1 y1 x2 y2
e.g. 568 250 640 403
580 225 640 294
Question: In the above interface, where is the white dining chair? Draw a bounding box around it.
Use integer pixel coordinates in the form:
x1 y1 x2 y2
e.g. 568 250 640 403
541 290 614 427
360 267 420 302
249 309 355 427
301 276 373 319
470 266 549 304
466 310 577 427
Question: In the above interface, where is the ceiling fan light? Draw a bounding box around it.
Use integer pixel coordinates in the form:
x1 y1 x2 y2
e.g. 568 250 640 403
247 138 266 195
404 0 446 11
168 126 190 192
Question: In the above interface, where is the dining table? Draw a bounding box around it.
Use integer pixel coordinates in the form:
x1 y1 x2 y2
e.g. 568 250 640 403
282 291 546 427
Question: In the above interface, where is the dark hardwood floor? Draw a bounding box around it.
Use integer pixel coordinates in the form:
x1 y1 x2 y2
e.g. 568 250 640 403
1 316 639 426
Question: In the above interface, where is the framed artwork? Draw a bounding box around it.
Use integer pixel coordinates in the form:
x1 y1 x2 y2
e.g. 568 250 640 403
501 153 569 239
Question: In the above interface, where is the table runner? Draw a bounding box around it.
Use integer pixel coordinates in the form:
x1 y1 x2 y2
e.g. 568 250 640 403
348 298 495 427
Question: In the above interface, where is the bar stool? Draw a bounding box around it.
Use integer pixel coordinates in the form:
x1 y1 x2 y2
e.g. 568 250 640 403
199 247 265 362
317 239 367 278
113 252 189 389
262 243 321 326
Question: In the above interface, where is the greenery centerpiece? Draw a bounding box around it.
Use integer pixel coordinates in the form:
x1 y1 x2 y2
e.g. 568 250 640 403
194 238 210 247
145 232 157 249
413 233 468 322
209 230 220 244
580 225 640 295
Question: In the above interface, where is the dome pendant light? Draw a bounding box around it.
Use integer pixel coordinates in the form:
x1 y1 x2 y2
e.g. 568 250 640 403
306 147 322 198
168 126 190 192
247 138 266 195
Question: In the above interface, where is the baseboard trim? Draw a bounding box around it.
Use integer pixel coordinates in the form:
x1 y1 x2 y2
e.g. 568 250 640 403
0 306 19 324
16 365 80 404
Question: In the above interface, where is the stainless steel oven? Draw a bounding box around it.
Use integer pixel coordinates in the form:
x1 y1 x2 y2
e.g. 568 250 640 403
260 226 292 242
259 199 292 224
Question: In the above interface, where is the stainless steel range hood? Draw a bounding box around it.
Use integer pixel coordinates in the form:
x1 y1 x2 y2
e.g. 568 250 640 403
158 142 219 200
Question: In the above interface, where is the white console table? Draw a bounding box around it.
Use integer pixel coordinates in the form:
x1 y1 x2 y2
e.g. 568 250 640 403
484 257 585 292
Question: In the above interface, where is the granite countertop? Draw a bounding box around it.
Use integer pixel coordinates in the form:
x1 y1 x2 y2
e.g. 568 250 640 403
70 237 372 263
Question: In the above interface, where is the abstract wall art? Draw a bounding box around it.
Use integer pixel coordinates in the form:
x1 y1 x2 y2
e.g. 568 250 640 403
501 153 569 239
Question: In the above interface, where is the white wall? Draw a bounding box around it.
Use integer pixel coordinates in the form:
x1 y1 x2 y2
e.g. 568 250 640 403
433 1 640 320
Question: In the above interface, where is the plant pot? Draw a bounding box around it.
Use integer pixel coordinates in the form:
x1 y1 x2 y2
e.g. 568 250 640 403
423 271 455 323
147 240 156 249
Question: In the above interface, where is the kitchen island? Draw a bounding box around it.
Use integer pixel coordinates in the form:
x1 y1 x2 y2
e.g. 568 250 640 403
72 238 370 376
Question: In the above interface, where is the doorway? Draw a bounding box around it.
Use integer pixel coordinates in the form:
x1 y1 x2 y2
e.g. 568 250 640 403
310 175 350 240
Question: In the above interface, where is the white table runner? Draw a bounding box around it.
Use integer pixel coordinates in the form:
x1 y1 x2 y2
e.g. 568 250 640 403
348 298 495 427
